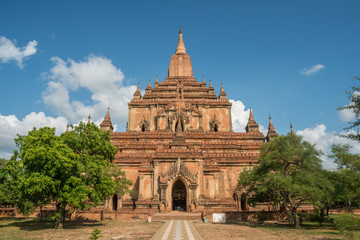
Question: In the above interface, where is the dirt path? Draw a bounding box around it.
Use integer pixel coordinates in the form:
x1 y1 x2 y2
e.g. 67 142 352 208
151 220 203 240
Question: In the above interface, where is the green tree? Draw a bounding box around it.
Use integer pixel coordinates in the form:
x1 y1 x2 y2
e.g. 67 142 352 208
329 144 360 210
0 157 8 168
16 123 131 229
338 76 360 142
239 135 333 228
61 122 131 216
0 152 36 216
0 153 21 207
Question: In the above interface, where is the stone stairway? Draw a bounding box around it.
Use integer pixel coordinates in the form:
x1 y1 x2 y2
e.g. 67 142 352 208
152 211 202 221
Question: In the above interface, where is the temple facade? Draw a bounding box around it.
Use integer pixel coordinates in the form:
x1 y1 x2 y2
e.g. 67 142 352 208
100 28 278 213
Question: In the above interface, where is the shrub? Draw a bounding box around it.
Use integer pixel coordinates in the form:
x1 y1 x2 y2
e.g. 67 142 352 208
332 213 360 238
89 228 102 240
254 211 267 224
298 209 326 226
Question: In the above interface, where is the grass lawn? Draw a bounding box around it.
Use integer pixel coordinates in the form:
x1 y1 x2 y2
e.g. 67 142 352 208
0 217 162 240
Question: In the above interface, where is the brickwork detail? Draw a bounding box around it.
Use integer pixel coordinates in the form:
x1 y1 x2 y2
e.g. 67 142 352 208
99 28 278 213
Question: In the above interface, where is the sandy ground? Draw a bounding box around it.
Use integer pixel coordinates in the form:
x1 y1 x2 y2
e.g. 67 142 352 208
0 219 162 240
0 218 346 240
193 221 343 240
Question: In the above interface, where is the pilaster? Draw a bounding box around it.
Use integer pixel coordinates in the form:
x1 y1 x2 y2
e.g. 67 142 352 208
214 173 220 200
199 161 205 200
153 161 159 200
138 174 144 200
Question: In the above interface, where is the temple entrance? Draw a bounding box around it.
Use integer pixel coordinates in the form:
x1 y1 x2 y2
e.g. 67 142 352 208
172 180 187 211
112 194 118 211
241 193 247 211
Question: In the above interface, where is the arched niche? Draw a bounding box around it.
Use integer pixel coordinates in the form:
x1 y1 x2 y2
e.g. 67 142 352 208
172 179 187 211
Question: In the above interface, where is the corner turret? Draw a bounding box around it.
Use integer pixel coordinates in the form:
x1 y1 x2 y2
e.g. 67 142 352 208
245 108 259 133
154 75 159 87
100 107 114 132
145 80 152 92
208 80 214 93
202 76 206 87
265 115 279 142
133 83 142 99
219 83 227 99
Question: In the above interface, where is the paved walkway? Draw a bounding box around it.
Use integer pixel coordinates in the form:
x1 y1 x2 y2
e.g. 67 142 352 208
151 220 204 240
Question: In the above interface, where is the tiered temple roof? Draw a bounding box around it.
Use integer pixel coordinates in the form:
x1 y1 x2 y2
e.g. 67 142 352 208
100 27 278 168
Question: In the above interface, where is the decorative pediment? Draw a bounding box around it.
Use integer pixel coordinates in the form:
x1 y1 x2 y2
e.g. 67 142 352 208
209 114 221 132
160 158 198 183
138 116 150 132
173 112 190 124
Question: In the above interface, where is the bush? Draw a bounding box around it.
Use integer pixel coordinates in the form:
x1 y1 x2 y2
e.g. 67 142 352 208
254 211 267 224
332 213 360 238
298 209 326 226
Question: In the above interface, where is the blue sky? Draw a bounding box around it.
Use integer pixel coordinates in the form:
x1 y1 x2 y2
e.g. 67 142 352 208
0 0 359 167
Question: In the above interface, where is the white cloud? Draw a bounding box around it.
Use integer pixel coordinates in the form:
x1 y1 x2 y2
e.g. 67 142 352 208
297 124 360 169
230 99 267 135
0 112 67 159
42 55 137 128
301 64 325 76
338 92 359 123
338 108 356 122
0 36 38 68
230 100 249 132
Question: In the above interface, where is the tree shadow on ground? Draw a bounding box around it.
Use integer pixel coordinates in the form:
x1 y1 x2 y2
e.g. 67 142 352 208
0 218 103 231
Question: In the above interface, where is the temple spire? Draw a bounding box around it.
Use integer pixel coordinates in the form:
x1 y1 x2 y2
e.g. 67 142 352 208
219 83 227 99
175 26 186 55
88 113 91 124
65 123 69 133
201 76 206 87
105 107 111 121
268 115 275 131
208 80 214 94
290 122 295 136
146 80 152 91
266 115 279 142
100 107 114 132
245 108 259 133
134 82 141 99
168 28 193 77
154 75 159 86
249 108 254 121
209 80 214 90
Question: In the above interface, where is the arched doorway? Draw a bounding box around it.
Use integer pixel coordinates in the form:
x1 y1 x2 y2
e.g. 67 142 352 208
241 193 247 211
172 180 186 211
112 194 118 211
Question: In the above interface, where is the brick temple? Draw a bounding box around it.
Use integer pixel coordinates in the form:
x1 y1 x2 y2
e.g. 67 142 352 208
99 28 279 213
